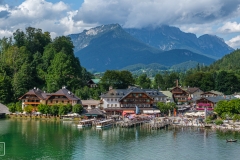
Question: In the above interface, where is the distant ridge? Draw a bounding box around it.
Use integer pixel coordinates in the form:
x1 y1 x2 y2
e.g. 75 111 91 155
125 25 234 59
70 24 215 72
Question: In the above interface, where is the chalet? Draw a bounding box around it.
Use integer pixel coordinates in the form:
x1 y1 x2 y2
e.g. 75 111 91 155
46 86 81 106
100 87 162 116
19 86 81 111
195 96 235 111
87 79 100 88
19 87 50 110
170 87 203 104
200 90 224 97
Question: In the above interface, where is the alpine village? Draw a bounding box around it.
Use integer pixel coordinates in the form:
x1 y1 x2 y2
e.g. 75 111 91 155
2 24 240 131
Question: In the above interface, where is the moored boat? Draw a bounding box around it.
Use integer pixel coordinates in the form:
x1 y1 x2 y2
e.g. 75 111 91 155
96 119 114 128
77 119 95 128
226 139 237 142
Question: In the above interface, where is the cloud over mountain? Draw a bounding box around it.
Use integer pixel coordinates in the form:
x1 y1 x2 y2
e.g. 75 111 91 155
74 0 240 28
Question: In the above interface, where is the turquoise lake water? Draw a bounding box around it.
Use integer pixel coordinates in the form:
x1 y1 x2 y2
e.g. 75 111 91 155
0 119 240 160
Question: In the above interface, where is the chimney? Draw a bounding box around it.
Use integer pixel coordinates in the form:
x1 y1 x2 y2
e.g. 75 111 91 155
176 79 178 87
109 86 113 91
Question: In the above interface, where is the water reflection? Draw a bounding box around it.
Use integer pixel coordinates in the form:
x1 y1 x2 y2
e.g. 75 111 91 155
1 119 240 160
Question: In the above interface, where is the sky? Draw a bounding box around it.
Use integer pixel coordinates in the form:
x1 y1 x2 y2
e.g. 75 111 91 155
1 0 240 49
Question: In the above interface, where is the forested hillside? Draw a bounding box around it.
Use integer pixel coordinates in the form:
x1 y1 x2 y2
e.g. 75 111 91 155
207 49 240 71
0 27 93 104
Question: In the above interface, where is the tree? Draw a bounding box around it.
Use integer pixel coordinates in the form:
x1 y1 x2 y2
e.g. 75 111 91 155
153 74 164 89
157 102 176 115
38 104 50 114
16 101 23 113
215 71 239 94
59 104 68 115
50 105 59 116
72 104 83 114
136 74 151 89
7 103 16 113
0 72 12 104
24 105 33 114
100 70 134 90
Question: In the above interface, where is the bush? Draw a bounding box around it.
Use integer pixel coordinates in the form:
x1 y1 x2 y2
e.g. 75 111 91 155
215 119 223 125
205 117 212 124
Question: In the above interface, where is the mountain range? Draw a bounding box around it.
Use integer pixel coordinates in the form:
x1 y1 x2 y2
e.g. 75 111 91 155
69 24 234 72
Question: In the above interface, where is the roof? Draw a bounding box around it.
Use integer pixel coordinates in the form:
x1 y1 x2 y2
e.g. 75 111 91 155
100 87 166 100
85 108 104 116
19 88 50 100
205 90 224 96
196 96 236 103
88 79 101 84
0 103 10 114
170 86 202 94
184 87 202 94
160 91 172 98
81 100 100 105
48 87 81 101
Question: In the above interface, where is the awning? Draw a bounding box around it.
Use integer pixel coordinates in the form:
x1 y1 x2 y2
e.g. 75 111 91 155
143 110 160 114
123 110 134 113
122 110 134 116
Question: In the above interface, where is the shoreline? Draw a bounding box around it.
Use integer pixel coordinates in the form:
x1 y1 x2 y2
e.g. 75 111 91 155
4 115 240 132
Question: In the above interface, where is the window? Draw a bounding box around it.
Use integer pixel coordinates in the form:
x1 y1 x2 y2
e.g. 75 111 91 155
115 104 117 107
107 104 109 107
56 100 58 103
111 99 113 101
115 99 117 101
107 99 109 101
111 104 113 107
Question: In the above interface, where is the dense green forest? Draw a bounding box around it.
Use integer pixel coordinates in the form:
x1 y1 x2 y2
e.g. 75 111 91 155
0 27 95 105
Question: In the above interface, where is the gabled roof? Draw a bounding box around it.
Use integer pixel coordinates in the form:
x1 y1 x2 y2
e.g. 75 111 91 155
0 103 10 114
201 90 224 96
88 79 100 84
100 88 130 98
100 87 166 100
19 88 49 100
185 87 202 94
170 86 201 94
143 89 167 98
196 96 236 103
47 87 81 101
119 87 153 101
161 91 172 98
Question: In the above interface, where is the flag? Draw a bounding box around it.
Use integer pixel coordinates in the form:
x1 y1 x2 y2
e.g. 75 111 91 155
135 106 140 115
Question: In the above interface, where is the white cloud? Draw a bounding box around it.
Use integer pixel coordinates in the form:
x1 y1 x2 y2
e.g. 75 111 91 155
0 0 88 39
226 35 240 49
178 24 213 36
74 0 240 28
218 21 240 33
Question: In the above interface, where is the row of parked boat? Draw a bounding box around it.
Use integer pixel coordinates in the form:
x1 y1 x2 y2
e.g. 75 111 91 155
77 119 114 128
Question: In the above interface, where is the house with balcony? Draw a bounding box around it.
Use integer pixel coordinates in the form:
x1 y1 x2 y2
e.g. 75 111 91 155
19 86 81 111
195 95 235 111
19 87 50 110
170 86 203 104
100 87 162 116
46 86 81 106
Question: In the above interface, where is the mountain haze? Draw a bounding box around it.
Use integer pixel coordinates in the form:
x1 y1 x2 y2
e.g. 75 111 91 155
125 25 234 59
70 24 216 72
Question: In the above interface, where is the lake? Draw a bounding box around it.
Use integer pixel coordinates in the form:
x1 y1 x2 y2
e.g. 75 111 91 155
0 119 240 160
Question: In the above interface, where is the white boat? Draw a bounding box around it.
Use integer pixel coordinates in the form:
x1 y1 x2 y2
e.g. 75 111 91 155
96 119 114 128
77 119 95 128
